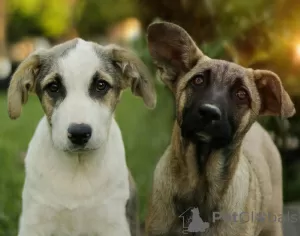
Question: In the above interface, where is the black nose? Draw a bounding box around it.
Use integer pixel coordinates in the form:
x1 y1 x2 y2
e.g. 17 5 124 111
67 124 92 145
198 104 221 122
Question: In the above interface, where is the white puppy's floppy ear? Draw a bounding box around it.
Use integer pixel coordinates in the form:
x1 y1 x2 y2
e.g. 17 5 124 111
105 45 156 109
254 69 295 118
7 50 45 119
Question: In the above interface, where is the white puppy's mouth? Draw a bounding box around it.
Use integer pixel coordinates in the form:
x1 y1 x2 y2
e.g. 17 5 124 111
64 146 98 153
196 132 211 142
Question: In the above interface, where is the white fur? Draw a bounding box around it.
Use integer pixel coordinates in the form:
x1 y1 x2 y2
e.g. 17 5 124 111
18 39 131 236
19 117 130 236
51 39 111 151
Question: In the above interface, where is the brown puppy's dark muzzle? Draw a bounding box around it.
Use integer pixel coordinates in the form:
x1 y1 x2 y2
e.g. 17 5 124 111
181 102 234 149
198 104 221 125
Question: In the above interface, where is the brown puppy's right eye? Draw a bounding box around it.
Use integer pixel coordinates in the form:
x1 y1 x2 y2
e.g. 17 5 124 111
233 87 250 106
47 82 60 93
192 74 205 86
236 89 247 100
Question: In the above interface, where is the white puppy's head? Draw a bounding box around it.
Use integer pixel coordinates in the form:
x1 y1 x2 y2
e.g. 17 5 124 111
7 38 156 152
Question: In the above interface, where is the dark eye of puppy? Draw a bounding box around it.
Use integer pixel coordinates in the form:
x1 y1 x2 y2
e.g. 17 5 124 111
46 81 60 93
233 87 249 105
96 80 109 92
89 72 111 98
45 74 63 95
191 74 205 86
190 70 211 88
236 88 247 99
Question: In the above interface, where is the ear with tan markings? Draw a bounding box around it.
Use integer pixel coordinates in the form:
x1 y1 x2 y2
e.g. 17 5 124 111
254 70 295 117
7 50 44 119
147 21 204 86
105 45 156 109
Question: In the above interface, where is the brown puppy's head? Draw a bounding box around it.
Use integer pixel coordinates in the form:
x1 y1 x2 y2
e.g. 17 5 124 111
147 22 295 149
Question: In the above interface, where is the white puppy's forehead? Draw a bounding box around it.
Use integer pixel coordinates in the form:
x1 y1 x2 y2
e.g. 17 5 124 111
34 38 122 121
57 39 102 88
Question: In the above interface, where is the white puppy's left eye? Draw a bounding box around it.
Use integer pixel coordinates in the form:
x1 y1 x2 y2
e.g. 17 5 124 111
46 81 60 93
96 80 109 92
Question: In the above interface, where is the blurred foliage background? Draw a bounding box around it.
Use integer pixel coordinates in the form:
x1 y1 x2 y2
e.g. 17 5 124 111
0 0 300 235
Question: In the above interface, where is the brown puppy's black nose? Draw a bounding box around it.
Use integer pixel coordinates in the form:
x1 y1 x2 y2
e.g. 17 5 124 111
198 104 221 122
68 124 92 145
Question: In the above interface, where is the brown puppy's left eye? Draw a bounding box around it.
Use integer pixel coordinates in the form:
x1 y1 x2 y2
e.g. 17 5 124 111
192 74 204 86
96 80 109 91
236 88 248 100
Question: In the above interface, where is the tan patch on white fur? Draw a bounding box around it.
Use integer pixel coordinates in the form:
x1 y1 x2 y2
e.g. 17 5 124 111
96 71 120 110
40 72 58 88
42 94 54 122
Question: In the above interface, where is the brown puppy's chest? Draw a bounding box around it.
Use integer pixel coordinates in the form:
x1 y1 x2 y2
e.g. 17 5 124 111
173 194 215 227
169 157 263 236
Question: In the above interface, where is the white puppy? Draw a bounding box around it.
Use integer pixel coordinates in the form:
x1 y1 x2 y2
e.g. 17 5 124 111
7 38 156 236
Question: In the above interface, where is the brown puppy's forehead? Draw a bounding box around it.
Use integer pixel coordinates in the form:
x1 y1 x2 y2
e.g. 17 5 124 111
177 59 251 95
192 59 247 82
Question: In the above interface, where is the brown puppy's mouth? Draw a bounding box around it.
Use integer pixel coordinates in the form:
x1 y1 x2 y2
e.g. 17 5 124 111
180 112 234 149
196 132 211 142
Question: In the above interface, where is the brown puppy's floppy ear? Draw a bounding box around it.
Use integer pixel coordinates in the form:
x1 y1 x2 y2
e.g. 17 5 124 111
147 21 204 86
7 50 44 119
105 45 156 109
254 70 295 117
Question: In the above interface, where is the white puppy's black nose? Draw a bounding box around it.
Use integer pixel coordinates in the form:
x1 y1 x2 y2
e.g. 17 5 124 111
67 124 92 145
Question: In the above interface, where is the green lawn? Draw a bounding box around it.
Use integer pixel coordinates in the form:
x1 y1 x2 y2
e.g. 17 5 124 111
0 85 174 236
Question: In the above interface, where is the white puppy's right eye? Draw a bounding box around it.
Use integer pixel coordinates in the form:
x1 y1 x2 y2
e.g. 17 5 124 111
96 80 109 92
89 72 112 97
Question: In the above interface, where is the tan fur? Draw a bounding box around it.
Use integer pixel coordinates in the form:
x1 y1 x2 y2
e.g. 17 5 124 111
95 70 121 111
7 50 44 119
104 44 157 109
253 70 295 117
145 22 295 236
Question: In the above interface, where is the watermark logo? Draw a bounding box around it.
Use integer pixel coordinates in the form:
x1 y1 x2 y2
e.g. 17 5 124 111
179 207 210 234
179 207 299 233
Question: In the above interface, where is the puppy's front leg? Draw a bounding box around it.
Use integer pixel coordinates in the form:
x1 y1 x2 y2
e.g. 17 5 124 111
146 194 178 235
104 222 131 236
18 225 50 236
18 230 40 236
126 173 140 236
18 200 55 236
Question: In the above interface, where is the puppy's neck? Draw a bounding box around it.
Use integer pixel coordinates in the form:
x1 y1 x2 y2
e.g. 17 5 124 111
171 122 242 191
169 122 244 220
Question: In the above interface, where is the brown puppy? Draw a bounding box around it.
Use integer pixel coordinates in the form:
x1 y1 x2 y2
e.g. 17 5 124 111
145 22 296 236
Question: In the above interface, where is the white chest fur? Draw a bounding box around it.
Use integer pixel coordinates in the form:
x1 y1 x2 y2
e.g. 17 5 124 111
19 116 131 236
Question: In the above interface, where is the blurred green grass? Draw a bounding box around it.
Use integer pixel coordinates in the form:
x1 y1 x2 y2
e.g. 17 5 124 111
0 85 174 235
